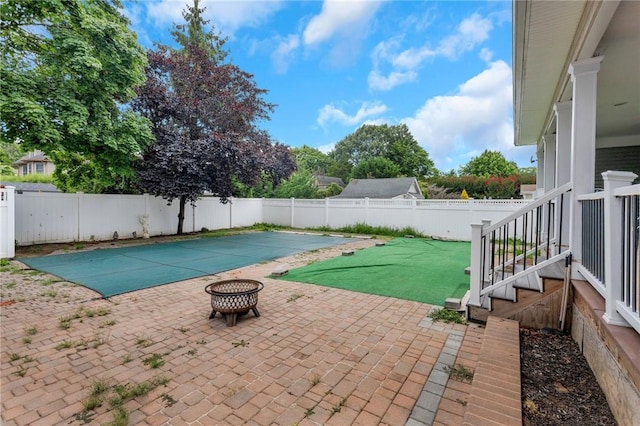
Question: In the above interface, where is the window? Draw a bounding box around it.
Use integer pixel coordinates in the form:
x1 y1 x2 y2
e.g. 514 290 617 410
36 163 44 174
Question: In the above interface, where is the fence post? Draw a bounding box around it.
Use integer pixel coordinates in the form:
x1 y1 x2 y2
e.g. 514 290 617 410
364 197 369 225
290 198 295 228
0 186 15 259
602 171 638 326
76 192 84 242
324 198 329 226
469 223 484 307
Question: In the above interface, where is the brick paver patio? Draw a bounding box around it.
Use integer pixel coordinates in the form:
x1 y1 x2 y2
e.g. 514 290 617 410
1 237 479 425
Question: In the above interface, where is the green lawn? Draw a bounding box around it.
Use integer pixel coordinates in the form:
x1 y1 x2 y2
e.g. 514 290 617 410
274 237 470 306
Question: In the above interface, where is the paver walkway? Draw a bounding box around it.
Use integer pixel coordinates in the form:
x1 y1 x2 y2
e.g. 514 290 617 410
1 238 481 425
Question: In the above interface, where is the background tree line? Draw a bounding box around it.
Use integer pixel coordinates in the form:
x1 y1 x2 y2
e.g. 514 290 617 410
0 0 535 231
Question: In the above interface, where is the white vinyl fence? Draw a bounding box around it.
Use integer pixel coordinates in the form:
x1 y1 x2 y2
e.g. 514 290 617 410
12 192 262 246
4 193 530 250
263 198 530 241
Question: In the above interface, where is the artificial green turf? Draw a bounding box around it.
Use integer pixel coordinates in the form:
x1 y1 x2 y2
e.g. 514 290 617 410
275 237 470 306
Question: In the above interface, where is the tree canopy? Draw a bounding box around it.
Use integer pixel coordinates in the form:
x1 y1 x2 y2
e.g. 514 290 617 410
458 150 518 177
133 0 295 233
330 124 435 181
351 156 401 179
291 145 336 175
0 0 153 192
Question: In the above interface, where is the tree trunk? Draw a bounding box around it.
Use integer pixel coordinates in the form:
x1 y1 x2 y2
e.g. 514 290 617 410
177 195 186 235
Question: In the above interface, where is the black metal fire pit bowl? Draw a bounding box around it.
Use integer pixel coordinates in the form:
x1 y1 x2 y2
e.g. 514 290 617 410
204 279 264 327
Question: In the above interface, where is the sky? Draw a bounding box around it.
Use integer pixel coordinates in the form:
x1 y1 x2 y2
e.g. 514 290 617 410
123 0 536 173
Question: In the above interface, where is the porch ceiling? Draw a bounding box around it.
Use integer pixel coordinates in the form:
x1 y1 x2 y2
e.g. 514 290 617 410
513 0 640 146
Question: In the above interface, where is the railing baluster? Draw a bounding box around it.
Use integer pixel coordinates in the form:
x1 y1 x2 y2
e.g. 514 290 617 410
559 193 565 251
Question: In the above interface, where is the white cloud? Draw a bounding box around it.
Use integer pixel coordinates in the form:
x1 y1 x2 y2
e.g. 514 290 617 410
368 38 429 91
146 0 283 37
317 101 388 127
302 0 383 67
316 143 335 154
368 12 494 92
303 0 381 46
368 69 417 92
437 13 493 59
479 47 494 63
402 60 516 170
271 34 300 73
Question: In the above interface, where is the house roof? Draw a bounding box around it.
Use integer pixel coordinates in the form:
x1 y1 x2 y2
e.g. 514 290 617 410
12 151 51 166
333 177 423 199
513 1 639 146
313 175 345 188
0 181 61 193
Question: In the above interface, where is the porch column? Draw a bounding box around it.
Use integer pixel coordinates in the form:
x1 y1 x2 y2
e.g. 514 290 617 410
554 101 572 254
568 57 603 278
554 101 572 186
543 134 556 193
542 134 557 244
536 143 545 195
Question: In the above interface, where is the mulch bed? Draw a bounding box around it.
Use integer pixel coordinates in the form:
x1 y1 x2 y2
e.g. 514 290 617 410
521 328 617 426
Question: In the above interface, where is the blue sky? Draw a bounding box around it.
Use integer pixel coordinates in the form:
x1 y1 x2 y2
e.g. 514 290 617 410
124 0 535 173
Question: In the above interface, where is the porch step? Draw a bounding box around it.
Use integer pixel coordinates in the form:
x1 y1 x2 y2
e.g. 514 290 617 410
468 278 566 327
462 316 522 425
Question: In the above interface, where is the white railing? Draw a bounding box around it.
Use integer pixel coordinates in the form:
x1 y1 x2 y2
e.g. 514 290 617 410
576 192 606 295
469 183 572 308
617 185 640 333
577 172 640 333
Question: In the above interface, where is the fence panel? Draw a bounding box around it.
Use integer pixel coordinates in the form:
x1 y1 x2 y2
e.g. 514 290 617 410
78 194 149 241
292 200 326 229
262 199 293 227
15 192 79 244
230 198 263 227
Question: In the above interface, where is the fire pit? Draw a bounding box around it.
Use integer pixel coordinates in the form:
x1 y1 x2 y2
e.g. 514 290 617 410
204 279 264 327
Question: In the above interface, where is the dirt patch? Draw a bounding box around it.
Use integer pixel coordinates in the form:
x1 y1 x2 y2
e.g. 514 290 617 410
521 328 617 426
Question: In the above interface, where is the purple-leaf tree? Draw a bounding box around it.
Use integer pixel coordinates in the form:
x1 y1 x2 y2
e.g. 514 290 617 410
132 0 295 234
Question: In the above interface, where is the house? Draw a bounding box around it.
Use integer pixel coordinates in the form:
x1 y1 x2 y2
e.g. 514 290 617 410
12 150 55 176
333 177 424 199
312 175 345 191
469 1 639 423
0 182 61 193
519 184 537 200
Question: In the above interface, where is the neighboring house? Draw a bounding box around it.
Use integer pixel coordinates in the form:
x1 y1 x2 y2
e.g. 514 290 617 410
12 150 55 176
519 184 537 200
333 177 423 199
312 175 345 191
469 1 639 423
0 182 61 193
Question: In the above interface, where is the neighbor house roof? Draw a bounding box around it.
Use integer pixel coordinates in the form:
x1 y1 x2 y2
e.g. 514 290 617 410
313 175 345 188
11 151 51 167
333 177 423 199
0 182 61 193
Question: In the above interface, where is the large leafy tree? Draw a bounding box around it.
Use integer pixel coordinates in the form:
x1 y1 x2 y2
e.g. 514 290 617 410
291 145 336 175
351 157 401 179
0 0 153 192
459 150 518 177
133 0 295 234
273 170 319 199
330 124 436 181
